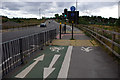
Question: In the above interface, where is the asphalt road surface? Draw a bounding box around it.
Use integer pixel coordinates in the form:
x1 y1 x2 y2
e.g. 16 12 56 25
2 20 60 42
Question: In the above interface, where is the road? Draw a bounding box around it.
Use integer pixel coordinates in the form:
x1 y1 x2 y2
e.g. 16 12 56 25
2 20 60 42
4 21 119 79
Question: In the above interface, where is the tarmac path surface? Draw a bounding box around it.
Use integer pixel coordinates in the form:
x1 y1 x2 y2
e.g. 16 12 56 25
4 22 119 79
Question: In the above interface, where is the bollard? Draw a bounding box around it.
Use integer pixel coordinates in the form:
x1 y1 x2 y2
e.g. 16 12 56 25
59 22 62 39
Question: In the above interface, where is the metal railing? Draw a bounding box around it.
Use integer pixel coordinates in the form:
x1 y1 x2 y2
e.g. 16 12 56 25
1 28 56 77
79 25 120 59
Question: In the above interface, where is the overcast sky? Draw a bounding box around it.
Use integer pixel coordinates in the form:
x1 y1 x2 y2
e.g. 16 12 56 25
0 0 120 19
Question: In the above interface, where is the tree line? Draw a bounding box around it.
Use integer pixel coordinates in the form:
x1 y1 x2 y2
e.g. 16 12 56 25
54 14 120 27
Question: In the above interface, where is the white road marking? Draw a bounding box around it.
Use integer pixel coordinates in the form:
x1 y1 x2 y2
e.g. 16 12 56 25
81 47 93 52
15 54 45 78
57 46 73 78
50 47 64 52
44 54 60 79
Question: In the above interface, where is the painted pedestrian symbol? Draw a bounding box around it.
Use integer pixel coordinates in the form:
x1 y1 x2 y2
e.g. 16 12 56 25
50 46 64 52
81 47 93 52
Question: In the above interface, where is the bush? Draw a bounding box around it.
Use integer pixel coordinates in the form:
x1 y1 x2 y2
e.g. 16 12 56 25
116 17 120 28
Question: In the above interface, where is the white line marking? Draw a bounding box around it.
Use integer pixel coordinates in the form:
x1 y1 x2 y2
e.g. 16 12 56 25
57 46 73 78
15 54 45 78
44 54 60 79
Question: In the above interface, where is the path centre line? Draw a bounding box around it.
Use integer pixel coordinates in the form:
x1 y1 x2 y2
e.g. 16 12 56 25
57 46 73 78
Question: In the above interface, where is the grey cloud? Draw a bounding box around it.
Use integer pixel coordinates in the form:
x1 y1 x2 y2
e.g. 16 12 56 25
55 2 117 13
24 2 53 10
2 2 23 10
20 2 53 14
56 2 74 8
77 2 117 11
46 8 63 14
1 1 118 18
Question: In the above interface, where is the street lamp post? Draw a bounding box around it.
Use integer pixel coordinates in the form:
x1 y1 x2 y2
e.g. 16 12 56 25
39 8 41 19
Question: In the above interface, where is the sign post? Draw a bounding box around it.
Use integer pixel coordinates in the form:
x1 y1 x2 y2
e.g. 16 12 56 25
72 21 74 39
70 6 75 40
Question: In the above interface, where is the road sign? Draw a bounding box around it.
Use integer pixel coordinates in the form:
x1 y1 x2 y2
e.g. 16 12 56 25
70 6 75 11
71 13 74 17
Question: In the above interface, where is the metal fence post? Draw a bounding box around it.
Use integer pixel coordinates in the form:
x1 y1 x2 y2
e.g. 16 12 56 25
96 28 98 38
92 27 94 38
50 30 52 43
112 33 115 53
19 38 24 65
44 32 46 46
41 33 44 50
55 29 57 39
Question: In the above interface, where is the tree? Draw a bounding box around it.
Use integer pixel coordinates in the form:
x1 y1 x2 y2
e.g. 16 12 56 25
79 17 88 25
55 14 59 19
116 17 120 27
59 15 63 20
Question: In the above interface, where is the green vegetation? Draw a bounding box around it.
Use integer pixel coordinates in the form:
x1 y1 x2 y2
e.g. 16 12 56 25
78 16 118 27
55 14 120 32
55 14 63 20
116 17 120 27
2 16 46 29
